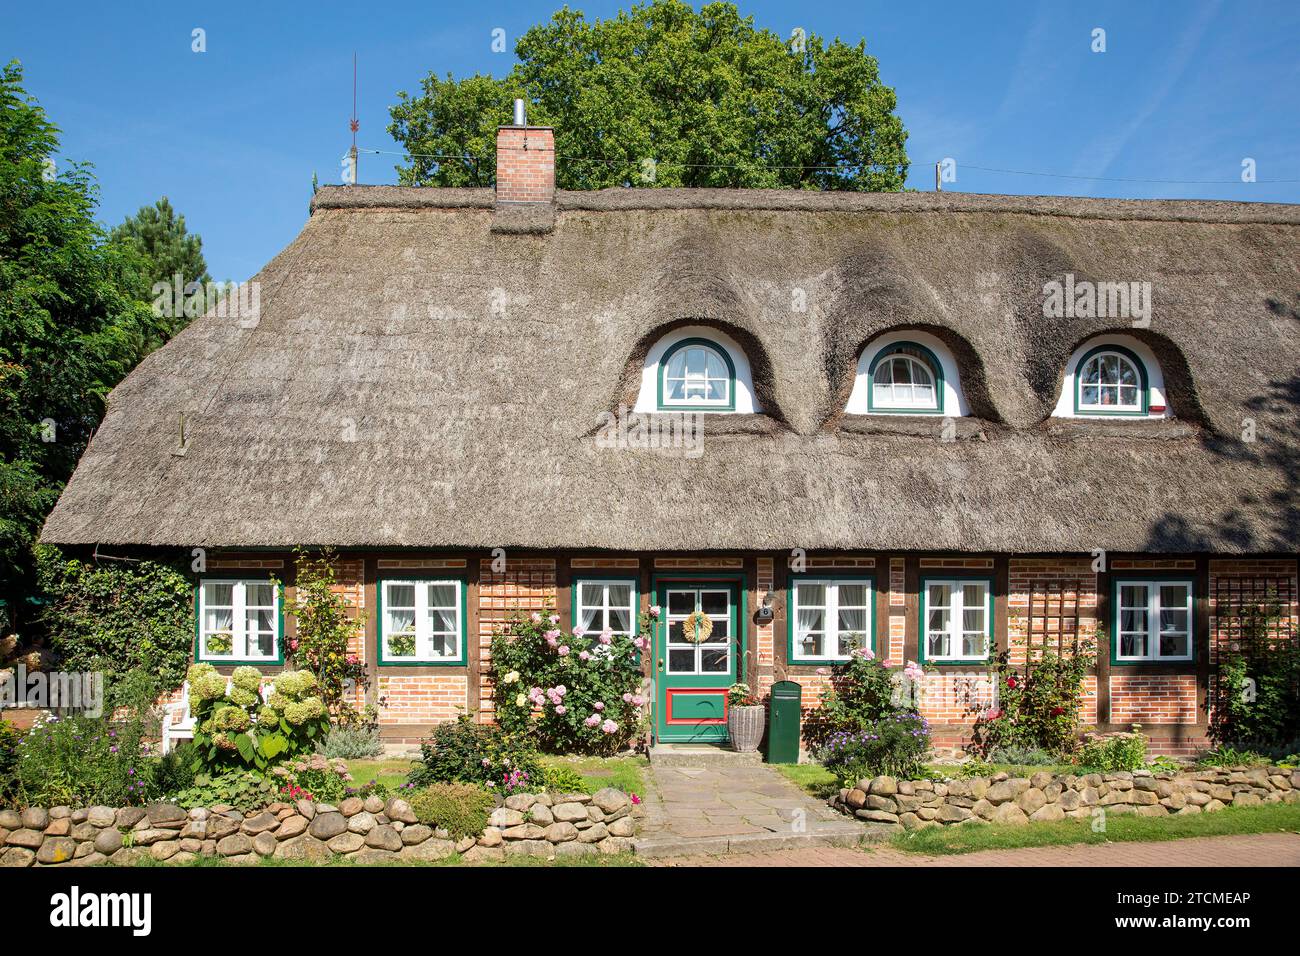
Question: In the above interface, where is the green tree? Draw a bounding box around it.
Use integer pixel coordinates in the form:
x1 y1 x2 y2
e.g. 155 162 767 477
389 0 908 190
109 197 211 340
0 60 162 629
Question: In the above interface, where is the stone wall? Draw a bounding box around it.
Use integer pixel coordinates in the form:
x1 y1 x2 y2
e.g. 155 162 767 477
828 766 1300 832
0 788 640 867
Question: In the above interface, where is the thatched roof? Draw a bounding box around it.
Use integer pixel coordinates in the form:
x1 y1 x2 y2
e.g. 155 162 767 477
42 186 1300 554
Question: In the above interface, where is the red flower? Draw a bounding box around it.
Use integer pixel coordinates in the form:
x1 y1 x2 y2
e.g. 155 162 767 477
1006 677 1017 689
1051 706 1065 716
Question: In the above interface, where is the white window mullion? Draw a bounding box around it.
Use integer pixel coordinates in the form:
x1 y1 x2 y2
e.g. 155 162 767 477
232 582 248 659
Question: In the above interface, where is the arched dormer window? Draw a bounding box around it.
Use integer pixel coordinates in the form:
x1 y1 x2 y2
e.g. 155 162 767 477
869 343 944 413
846 332 966 417
633 326 760 415
1053 336 1167 420
1075 345 1147 415
658 338 735 411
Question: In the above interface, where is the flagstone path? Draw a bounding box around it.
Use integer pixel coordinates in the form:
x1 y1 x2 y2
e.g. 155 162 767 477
633 760 869 858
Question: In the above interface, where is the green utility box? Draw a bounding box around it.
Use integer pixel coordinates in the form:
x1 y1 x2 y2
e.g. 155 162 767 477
767 680 802 763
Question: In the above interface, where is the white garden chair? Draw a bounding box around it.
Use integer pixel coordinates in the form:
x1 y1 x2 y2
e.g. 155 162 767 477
159 676 276 754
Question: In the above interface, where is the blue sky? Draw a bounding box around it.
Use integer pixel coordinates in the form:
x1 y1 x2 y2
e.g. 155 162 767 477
7 0 1298 281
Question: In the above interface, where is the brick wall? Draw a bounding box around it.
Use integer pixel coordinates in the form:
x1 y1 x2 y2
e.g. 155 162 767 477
477 557 556 723
495 126 554 203
1109 674 1199 724
376 672 469 724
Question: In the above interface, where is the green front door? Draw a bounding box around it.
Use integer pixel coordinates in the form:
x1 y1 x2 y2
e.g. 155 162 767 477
655 584 738 743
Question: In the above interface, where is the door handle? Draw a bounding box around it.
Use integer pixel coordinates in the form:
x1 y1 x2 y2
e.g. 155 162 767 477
657 658 664 671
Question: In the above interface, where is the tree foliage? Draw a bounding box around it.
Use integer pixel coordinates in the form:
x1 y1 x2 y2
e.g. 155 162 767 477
109 196 211 339
389 0 908 190
0 61 166 619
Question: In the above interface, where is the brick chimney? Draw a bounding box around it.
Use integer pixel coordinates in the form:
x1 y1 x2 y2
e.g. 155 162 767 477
495 99 554 204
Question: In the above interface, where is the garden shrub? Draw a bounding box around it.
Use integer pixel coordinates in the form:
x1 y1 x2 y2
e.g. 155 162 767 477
490 606 648 755
971 638 1096 758
170 770 279 813
816 650 917 735
0 719 20 805
14 709 157 806
985 744 1058 766
188 663 329 774
345 778 396 801
270 753 351 803
1194 745 1269 769
154 741 198 795
283 549 369 723
408 783 495 839
34 544 193 694
817 712 930 784
1209 592 1300 751
541 764 588 794
315 721 384 759
1075 728 1147 771
407 714 542 792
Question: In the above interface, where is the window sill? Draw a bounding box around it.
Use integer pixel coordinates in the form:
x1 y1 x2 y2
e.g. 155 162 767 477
378 659 467 667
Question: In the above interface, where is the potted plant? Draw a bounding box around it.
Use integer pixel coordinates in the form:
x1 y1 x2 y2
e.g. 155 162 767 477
726 683 765 753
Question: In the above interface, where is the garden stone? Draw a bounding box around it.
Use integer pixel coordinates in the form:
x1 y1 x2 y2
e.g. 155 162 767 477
150 840 181 862
1129 790 1159 806
579 822 609 843
275 835 330 861
352 848 398 865
217 834 252 856
276 808 296 821
21 808 49 829
607 816 636 838
327 832 365 854
363 795 384 814
478 827 504 847
1016 788 1047 814
241 811 279 835
461 845 505 864
555 841 597 858
869 776 898 795
933 784 949 797
146 803 187 827
338 797 364 817
253 832 278 857
504 839 551 857
1058 790 1081 811
276 816 308 840
556 792 591 805
203 815 238 840
845 789 867 810
0 810 20 829
967 778 989 799
308 812 348 840
913 779 934 791
1136 805 1167 817
937 804 972 823
401 824 433 845
895 794 924 812
71 823 97 841
1 848 35 867
72 851 108 867
393 821 405 831
600 837 635 855
991 803 1029 826
897 780 915 795
504 793 536 812
132 828 171 847
533 793 553 807
93 829 123 854
179 839 203 853
489 807 525 828
317 804 338 814
867 795 897 813
224 853 257 865
544 822 578 843
585 806 604 822
434 827 451 839
592 787 630 814
1043 783 1062 802
45 818 71 837
857 809 898 824
1029 771 1053 790
984 781 1016 803
1232 792 1262 808
607 805 631 822
384 798 417 824
365 825 403 852
946 779 970 798
346 811 377 834
49 806 71 820
179 820 207 840
971 800 996 821
37 837 78 865
503 823 546 840
899 812 924 830
1132 776 1159 792
528 803 554 825
209 804 233 814
188 807 209 821
295 799 316 820
1079 787 1099 805
200 839 217 855
1030 804 1066 823
551 802 588 823
401 838 457 860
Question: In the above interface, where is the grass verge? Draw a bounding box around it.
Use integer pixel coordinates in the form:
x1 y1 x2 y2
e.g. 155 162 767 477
887 801 1300 856
539 754 649 796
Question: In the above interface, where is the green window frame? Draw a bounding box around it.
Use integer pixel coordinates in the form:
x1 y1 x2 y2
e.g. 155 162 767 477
919 577 993 664
788 575 875 664
377 577 468 666
657 337 737 412
572 577 639 636
867 342 945 414
1111 578 1194 663
1073 344 1150 417
195 578 284 664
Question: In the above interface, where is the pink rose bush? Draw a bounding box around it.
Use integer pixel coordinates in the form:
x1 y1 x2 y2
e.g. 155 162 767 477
490 605 654 755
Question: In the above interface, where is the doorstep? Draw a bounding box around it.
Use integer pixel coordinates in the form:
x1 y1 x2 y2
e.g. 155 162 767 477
648 743 764 768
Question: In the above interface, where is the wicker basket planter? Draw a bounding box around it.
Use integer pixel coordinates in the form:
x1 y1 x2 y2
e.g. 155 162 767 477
727 704 766 753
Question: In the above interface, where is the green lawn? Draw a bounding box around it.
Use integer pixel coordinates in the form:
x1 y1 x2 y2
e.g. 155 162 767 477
885 801 1300 856
539 754 649 796
772 762 840 799
344 758 418 790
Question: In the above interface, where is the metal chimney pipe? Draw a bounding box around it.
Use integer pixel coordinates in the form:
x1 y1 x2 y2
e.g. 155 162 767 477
512 98 526 126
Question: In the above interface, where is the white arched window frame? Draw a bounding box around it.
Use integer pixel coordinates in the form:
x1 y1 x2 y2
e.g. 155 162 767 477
658 338 735 410
845 331 969 417
1052 336 1167 419
633 326 762 415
